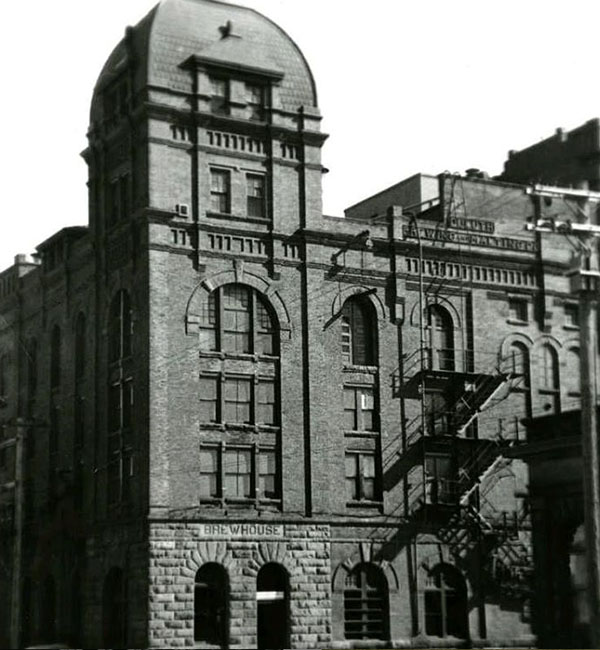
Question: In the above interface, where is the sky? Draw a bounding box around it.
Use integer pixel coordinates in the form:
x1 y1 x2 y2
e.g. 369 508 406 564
1 0 599 271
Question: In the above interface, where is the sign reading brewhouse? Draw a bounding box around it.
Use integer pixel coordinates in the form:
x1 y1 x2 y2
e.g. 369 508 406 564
197 523 284 538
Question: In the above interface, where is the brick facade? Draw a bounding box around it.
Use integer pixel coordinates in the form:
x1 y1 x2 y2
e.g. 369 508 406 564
0 0 587 648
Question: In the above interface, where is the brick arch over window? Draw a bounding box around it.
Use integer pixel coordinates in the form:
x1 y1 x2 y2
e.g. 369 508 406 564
185 270 291 339
331 285 387 323
332 559 399 594
408 296 462 331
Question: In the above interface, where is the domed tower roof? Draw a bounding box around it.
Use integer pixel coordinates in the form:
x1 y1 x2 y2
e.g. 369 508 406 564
90 0 317 124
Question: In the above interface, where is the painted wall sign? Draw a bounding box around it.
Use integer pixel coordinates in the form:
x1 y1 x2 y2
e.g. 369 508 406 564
402 225 537 253
448 217 495 234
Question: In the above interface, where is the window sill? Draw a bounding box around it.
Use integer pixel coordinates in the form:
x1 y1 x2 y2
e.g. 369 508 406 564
342 364 378 374
563 324 579 331
198 351 279 362
507 318 528 326
206 211 271 226
346 500 383 510
344 430 379 438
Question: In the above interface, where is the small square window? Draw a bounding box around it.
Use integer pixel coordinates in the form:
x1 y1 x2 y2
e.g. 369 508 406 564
565 304 579 328
508 298 528 323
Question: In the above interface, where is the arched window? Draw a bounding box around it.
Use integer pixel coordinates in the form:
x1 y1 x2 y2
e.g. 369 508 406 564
424 564 468 639
427 305 454 371
194 563 228 647
508 342 532 418
102 567 127 648
344 563 388 640
257 563 289 650
341 297 376 366
538 344 560 414
50 325 61 388
199 285 276 356
109 290 132 362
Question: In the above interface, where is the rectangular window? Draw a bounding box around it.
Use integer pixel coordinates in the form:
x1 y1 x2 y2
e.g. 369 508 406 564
199 447 219 497
246 83 266 121
345 451 377 501
246 174 266 218
210 77 229 115
224 448 252 498
508 298 528 323
224 378 252 424
199 376 219 423
255 300 274 356
343 386 375 431
258 449 277 499
200 445 280 502
257 380 276 425
210 169 231 214
565 303 579 328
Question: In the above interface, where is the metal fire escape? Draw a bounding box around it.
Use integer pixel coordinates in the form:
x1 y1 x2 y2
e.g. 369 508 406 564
394 345 531 598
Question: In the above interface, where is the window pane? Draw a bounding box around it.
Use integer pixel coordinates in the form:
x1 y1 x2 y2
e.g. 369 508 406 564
199 377 218 422
259 450 277 498
200 448 218 497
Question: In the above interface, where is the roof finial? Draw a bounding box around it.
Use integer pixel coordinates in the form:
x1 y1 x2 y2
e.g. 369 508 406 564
219 20 233 39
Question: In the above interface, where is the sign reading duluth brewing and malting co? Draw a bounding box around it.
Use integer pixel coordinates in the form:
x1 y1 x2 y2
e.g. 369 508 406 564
197 523 284 538
402 216 537 252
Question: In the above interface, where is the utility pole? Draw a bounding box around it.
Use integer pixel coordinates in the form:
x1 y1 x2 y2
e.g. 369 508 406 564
526 183 600 648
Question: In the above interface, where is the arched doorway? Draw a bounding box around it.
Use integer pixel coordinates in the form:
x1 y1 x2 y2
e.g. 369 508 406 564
257 563 289 650
194 563 228 648
102 567 127 648
424 564 468 639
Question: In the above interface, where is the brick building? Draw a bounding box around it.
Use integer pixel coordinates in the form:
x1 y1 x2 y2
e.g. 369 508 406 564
0 0 588 648
501 118 600 191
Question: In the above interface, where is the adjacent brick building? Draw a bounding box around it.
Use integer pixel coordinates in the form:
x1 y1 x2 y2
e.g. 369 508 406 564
0 0 588 647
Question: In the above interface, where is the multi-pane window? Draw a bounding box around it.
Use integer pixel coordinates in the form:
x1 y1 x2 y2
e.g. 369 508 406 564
343 386 376 431
107 290 134 507
508 297 528 323
246 83 266 121
246 174 266 218
199 376 219 423
424 565 468 638
50 325 61 388
427 305 454 371
199 285 276 356
210 169 231 214
109 290 132 362
341 298 376 366
257 380 276 426
344 563 388 640
199 375 277 426
210 77 229 115
345 452 378 502
224 448 252 498
538 344 560 414
425 454 455 504
224 378 251 424
199 445 279 501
